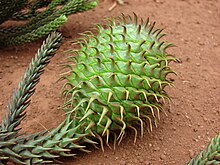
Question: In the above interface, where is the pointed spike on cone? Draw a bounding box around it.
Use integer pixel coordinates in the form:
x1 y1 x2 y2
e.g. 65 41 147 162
148 22 156 35
139 40 146 50
119 105 125 120
110 57 117 67
83 31 93 36
134 116 144 138
98 106 109 125
127 44 131 56
79 148 91 153
83 137 98 144
122 25 127 35
85 120 95 131
144 17 150 29
125 90 129 100
117 118 126 141
81 50 89 58
157 80 162 89
163 43 176 50
143 115 153 131
144 78 152 88
102 118 112 136
155 28 164 38
80 62 89 71
109 73 116 79
133 12 138 26
141 50 147 59
140 18 144 25
106 18 113 26
60 152 76 157
158 41 165 50
66 98 88 114
159 94 166 105
157 33 166 40
88 129 96 137
156 106 161 120
79 109 94 122
106 33 113 42
152 28 160 35
96 57 102 66
133 104 140 117
105 130 112 149
141 91 148 102
149 41 155 50
110 17 116 26
116 15 123 24
127 74 132 82
127 14 132 23
146 104 155 118
85 97 96 113
79 38 88 45
109 44 115 54
137 24 141 35
109 25 113 34
107 92 113 103
91 46 100 55
129 125 138 144
118 131 125 145
95 24 102 32
95 133 104 151
121 13 127 24
113 132 117 150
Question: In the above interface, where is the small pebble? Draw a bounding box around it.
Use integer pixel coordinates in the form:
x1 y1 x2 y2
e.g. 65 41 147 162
134 159 139 164
154 147 160 151
119 160 126 165
145 161 151 165
189 149 194 158
172 160 176 164
193 128 198 132
139 158 144 163
160 154 166 160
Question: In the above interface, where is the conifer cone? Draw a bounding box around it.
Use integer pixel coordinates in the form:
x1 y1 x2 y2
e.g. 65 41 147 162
63 13 177 146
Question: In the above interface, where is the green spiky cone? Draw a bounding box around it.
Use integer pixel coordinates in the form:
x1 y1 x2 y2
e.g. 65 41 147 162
63 13 177 146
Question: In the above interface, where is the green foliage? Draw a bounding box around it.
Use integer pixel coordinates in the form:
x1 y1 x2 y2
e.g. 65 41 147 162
0 32 94 164
0 115 93 164
187 133 220 165
0 0 98 47
0 32 76 164
0 0 26 24
1 32 62 136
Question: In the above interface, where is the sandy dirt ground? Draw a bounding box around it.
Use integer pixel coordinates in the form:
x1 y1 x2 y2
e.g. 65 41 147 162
0 0 220 164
